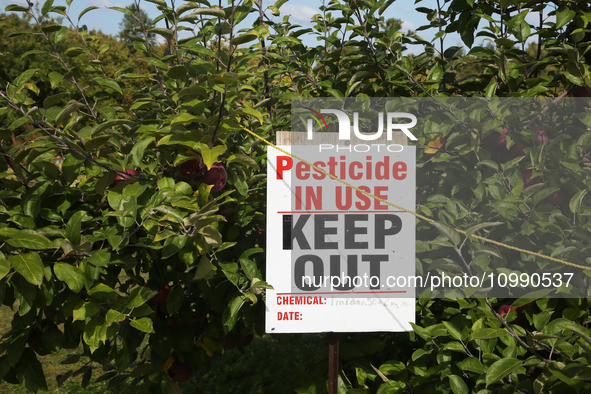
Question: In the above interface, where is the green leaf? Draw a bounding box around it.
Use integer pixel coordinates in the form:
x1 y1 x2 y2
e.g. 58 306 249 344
166 65 187 79
556 8 576 29
195 255 212 279
5 5 30 12
327 88 344 98
449 375 468 394
431 223 461 245
569 189 588 213
177 4 198 16
41 25 62 33
106 310 125 325
127 286 152 308
15 349 48 392
14 69 38 86
66 211 86 246
196 143 226 169
239 248 263 280
122 182 148 199
170 112 201 126
231 33 258 45
20 82 39 95
201 225 222 247
65 47 86 57
131 136 155 167
485 81 497 97
8 117 28 131
93 119 134 135
145 0 167 6
223 295 245 333
7 31 31 37
53 26 69 43
0 257 10 280
458 357 485 374
88 283 117 302
56 101 84 125
60 354 80 365
130 317 154 333
272 36 302 46
81 366 92 388
149 27 173 40
43 92 68 109
140 57 168 69
486 358 522 386
166 287 184 315
184 7 225 19
376 381 405 394
21 50 47 58
93 77 122 94
443 321 463 341
107 6 134 15
471 328 507 339
227 154 259 170
73 301 101 322
9 253 44 285
182 45 216 58
79 6 99 21
428 64 443 81
564 70 583 86
83 316 104 353
49 71 64 88
54 263 85 293
236 107 263 124
208 72 238 85
465 222 504 238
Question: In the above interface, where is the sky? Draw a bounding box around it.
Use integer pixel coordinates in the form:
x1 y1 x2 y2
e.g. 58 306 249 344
1 0 555 55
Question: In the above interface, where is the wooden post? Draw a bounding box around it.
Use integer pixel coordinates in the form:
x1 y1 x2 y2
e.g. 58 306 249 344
328 333 339 394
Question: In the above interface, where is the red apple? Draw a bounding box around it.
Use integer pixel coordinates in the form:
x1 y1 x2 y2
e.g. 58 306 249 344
151 285 171 305
486 127 509 151
523 169 545 187
221 333 239 349
199 164 227 192
499 304 518 319
532 126 548 146
168 362 192 383
237 334 253 347
574 86 591 110
499 302 535 324
499 304 525 325
574 86 591 97
158 303 169 317
44 307 54 323
166 315 183 327
509 141 528 158
180 159 204 177
110 168 138 187
542 190 566 205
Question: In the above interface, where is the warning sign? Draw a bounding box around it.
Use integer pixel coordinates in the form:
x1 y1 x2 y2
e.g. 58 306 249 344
266 137 416 333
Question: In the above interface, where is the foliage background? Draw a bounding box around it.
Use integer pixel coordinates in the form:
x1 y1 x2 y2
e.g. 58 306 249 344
0 0 590 393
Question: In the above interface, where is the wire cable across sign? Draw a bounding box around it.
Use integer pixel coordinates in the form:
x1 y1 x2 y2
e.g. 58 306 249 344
240 125 588 272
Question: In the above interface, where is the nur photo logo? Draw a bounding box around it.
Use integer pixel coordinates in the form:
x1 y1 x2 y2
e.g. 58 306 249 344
304 107 418 141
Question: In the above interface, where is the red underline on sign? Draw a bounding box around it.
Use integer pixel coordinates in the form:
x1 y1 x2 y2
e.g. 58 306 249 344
276 291 407 295
277 211 406 214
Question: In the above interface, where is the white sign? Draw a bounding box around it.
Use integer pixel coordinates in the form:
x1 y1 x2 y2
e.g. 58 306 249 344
266 143 416 333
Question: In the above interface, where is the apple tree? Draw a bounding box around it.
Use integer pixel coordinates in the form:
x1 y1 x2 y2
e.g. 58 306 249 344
0 0 271 391
0 0 590 393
